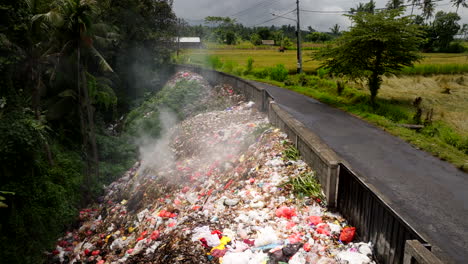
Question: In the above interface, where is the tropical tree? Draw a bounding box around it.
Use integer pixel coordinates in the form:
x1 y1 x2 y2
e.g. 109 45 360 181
432 11 461 50
315 9 423 103
350 0 376 14
460 24 468 40
33 0 114 191
421 0 435 20
386 0 404 9
329 24 341 35
451 0 468 12
408 0 421 15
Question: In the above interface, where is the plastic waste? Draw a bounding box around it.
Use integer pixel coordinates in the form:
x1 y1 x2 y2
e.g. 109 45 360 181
289 249 308 264
254 226 280 247
47 72 376 264
340 226 356 243
223 250 253 264
337 250 372 264
276 206 297 219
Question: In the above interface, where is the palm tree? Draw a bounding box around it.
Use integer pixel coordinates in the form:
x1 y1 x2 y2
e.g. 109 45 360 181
330 24 341 35
422 0 435 20
33 0 114 191
386 0 404 9
408 0 421 15
451 0 468 13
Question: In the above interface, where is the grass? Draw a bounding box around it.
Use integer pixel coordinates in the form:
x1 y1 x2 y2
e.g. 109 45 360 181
282 172 325 202
379 75 468 134
182 48 321 73
401 63 468 75
182 47 468 74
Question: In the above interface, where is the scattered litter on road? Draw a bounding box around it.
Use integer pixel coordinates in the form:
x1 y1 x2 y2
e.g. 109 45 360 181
47 71 375 264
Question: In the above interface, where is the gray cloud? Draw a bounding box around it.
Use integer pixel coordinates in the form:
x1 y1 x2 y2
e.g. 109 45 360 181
173 0 468 32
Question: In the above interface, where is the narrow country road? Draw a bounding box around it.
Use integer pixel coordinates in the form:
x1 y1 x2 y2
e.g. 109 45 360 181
250 80 468 263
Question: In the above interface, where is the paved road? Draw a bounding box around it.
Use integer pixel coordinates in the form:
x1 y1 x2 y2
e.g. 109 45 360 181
251 80 468 263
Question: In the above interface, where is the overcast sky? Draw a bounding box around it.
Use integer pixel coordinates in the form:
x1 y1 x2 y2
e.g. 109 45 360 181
173 0 468 32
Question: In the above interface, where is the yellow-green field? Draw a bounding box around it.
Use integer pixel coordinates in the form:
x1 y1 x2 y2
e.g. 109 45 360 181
182 48 468 73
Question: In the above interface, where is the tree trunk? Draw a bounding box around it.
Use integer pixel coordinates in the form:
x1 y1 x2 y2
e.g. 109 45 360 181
368 73 381 104
77 46 91 191
32 67 54 165
81 69 99 180
369 49 383 105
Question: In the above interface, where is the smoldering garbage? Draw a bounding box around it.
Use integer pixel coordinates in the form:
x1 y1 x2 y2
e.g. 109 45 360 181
46 71 375 264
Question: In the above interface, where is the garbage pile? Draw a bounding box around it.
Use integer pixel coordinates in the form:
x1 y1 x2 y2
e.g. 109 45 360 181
47 71 375 264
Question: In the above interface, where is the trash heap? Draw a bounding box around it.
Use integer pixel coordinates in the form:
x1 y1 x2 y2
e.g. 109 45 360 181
48 71 375 264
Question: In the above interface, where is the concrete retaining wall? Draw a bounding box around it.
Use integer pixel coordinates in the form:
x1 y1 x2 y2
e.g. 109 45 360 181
174 64 444 264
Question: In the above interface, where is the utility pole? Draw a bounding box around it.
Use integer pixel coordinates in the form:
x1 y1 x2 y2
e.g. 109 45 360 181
177 18 181 57
296 0 303 73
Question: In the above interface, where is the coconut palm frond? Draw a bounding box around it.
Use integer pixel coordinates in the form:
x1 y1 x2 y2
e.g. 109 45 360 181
32 10 63 27
89 46 113 73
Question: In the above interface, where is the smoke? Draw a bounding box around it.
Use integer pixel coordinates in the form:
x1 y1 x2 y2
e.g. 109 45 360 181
135 108 178 182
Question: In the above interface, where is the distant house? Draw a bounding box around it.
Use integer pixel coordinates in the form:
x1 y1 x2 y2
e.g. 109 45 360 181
261 40 275 45
176 37 202 49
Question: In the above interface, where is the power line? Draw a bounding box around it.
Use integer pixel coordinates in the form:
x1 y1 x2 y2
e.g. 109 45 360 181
230 0 283 18
300 9 349 14
299 0 447 15
251 9 297 27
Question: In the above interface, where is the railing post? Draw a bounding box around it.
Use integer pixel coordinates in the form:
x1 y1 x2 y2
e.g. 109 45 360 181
403 240 443 264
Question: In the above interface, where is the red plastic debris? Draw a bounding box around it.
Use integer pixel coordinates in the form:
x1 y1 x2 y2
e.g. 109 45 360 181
91 250 100 256
243 239 255 246
150 230 160 240
52 249 60 255
127 248 134 254
223 179 234 190
308 216 323 226
286 221 296 229
275 206 297 219
158 210 174 218
84 249 90 256
181 186 190 193
211 230 223 239
316 224 331 236
287 233 303 243
211 248 228 258
199 238 209 248
58 240 68 247
303 243 311 252
137 231 148 241
340 227 356 244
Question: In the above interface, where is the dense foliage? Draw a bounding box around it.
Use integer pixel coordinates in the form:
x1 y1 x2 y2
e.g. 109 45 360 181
0 0 177 263
315 9 424 102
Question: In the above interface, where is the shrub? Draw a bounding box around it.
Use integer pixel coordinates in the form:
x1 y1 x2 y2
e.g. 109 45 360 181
222 60 237 73
207 55 223 70
317 68 329 79
284 73 310 87
421 122 468 154
233 67 245 76
445 42 466 53
245 57 254 75
253 68 271 79
336 80 345 95
269 64 289 82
